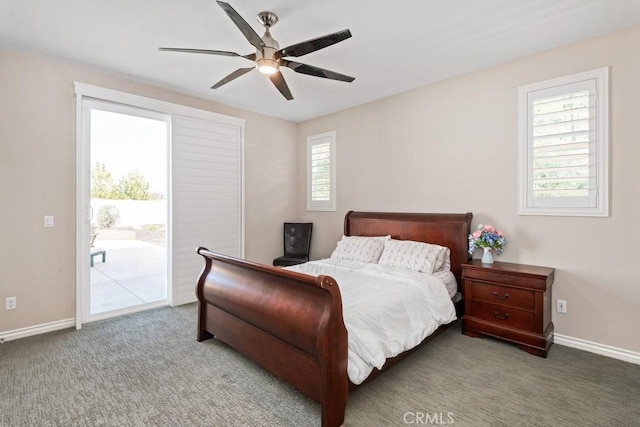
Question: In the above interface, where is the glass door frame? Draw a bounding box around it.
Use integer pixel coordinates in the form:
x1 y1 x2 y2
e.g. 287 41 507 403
75 86 172 328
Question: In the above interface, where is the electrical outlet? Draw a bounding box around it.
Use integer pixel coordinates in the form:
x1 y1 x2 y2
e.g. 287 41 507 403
556 299 567 314
6 297 16 310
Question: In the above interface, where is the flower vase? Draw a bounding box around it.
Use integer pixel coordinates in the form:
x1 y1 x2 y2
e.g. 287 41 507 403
481 247 494 264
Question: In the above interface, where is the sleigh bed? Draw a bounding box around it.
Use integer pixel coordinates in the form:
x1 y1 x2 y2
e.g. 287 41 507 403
196 211 472 427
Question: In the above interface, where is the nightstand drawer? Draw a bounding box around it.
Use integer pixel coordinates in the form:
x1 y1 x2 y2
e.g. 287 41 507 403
468 301 535 332
469 281 535 310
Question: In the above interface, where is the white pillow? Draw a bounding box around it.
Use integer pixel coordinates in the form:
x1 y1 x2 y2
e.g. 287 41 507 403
330 235 390 263
378 239 449 274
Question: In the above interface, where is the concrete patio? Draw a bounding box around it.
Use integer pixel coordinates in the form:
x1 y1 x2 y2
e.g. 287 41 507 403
90 238 167 314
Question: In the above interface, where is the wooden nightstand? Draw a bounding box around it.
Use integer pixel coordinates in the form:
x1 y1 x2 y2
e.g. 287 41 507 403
461 260 555 357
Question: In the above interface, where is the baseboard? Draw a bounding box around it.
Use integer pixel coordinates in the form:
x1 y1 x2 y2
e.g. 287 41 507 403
555 333 640 365
0 318 75 344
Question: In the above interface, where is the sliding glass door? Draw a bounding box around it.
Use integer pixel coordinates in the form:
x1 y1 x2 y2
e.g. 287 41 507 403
81 99 170 322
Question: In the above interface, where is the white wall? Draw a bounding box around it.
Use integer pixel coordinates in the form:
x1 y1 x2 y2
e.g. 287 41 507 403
297 26 640 355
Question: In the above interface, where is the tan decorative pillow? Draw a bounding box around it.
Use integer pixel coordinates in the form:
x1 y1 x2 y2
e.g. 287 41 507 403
330 235 390 263
378 239 449 274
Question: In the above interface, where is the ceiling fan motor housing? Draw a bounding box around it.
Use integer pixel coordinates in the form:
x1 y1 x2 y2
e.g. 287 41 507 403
256 27 280 74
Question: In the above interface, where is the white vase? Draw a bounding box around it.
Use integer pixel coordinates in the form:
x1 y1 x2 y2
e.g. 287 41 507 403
481 247 494 264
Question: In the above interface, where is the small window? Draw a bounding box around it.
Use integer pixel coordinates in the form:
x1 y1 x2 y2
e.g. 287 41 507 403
517 67 609 216
307 131 336 211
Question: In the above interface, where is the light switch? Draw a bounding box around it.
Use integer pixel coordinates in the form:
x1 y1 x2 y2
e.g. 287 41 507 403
44 215 54 227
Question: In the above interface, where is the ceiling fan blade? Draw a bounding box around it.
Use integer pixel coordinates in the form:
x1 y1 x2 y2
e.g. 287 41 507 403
281 60 355 82
159 47 241 57
216 1 265 50
211 67 254 89
269 71 294 100
278 29 352 58
159 48 255 61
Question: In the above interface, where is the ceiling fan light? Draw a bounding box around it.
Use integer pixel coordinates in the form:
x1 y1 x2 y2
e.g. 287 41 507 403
257 58 279 75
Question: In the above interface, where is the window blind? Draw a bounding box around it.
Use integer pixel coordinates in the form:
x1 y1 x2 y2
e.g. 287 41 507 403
307 131 336 211
171 114 243 305
311 141 331 202
530 80 596 204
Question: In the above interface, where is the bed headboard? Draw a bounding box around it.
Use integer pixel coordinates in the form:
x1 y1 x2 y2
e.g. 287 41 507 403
344 211 473 290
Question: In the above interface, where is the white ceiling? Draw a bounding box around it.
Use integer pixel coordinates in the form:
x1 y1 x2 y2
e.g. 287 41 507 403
1 0 639 122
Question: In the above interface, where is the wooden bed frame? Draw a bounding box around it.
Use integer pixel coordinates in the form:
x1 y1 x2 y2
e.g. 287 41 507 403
196 211 472 427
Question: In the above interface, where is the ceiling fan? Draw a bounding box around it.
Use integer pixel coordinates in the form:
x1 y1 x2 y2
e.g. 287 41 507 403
159 1 355 100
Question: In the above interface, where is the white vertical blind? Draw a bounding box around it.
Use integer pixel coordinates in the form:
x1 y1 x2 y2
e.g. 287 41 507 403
171 114 243 305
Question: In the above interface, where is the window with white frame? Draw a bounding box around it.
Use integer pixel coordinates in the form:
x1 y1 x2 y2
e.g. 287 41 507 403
307 131 336 211
517 67 609 216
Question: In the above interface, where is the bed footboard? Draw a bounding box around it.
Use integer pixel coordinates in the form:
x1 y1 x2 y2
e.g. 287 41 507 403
196 248 349 427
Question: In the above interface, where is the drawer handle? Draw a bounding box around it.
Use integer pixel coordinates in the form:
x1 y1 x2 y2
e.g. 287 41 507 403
492 291 509 300
493 310 510 320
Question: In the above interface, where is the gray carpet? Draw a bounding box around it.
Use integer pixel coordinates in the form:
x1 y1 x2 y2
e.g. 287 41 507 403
1 304 639 426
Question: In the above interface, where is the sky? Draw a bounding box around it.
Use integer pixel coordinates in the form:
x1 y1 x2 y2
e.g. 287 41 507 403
90 109 168 195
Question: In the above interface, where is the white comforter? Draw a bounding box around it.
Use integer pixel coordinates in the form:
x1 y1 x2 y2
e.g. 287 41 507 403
287 259 457 384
